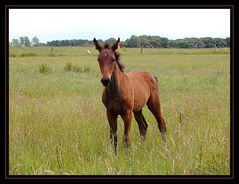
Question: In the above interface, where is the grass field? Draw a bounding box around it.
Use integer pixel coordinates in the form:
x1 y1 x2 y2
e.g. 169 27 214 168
9 46 230 175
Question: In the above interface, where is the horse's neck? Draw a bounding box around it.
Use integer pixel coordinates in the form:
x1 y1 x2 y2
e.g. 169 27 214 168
107 63 125 97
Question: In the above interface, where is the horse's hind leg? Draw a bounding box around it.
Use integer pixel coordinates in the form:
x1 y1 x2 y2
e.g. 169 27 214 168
147 92 166 141
134 110 148 141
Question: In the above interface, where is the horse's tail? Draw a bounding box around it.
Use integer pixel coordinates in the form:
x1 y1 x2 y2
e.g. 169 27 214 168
154 75 158 83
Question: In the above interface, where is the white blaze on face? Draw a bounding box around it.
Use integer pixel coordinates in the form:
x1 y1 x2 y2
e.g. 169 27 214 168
100 65 112 81
108 73 112 81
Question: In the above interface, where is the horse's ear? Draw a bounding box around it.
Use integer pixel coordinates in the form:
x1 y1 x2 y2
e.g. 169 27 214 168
111 38 120 51
93 38 102 51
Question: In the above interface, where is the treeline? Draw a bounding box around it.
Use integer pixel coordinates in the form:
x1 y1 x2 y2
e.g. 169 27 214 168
47 39 92 47
46 36 230 48
125 35 230 49
9 36 45 47
9 35 230 48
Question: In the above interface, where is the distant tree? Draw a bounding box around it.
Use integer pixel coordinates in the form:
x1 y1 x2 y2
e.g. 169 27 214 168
149 36 161 48
32 36 40 46
182 37 200 48
174 39 187 48
196 39 205 48
225 37 230 47
19 37 24 47
139 35 149 53
127 35 139 47
19 36 31 47
201 37 216 48
38 42 46 46
105 38 117 46
168 40 176 48
120 41 126 48
160 37 169 48
24 36 31 47
214 38 226 48
11 39 20 47
72 39 77 46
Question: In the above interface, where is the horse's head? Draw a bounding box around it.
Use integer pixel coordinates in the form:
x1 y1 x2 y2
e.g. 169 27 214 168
93 38 120 87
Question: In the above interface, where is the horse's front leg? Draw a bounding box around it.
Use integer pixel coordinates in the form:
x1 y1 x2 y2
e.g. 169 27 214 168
121 110 132 148
106 110 118 153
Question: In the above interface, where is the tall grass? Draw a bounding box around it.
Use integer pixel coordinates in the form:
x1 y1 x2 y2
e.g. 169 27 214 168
9 47 230 175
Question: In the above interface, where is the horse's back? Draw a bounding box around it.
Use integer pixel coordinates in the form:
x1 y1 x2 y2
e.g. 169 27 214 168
127 71 158 87
127 71 158 112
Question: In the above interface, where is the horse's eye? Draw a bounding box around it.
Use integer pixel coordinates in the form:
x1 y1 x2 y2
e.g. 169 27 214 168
97 59 100 62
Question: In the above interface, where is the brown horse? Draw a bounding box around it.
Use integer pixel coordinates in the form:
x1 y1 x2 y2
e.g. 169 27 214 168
93 38 166 152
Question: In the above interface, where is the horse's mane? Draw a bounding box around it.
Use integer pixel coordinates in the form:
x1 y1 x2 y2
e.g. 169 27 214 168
103 43 111 49
103 43 125 72
114 52 125 72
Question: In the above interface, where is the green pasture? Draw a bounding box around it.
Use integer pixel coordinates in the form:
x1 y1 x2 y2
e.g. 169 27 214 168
9 47 230 175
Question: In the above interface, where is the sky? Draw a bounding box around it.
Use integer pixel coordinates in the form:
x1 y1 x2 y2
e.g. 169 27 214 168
9 9 230 43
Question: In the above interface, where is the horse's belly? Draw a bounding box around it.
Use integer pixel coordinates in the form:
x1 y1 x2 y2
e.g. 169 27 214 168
133 94 149 112
128 72 152 112
132 83 150 112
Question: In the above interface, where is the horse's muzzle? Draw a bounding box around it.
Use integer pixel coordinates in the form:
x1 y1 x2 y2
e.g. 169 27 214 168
101 78 111 87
